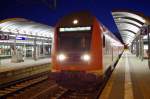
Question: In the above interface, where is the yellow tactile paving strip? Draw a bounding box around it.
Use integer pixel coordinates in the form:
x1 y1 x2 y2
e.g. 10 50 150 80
124 53 133 99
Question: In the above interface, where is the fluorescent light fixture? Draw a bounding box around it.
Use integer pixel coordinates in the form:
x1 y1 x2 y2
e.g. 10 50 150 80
59 26 91 32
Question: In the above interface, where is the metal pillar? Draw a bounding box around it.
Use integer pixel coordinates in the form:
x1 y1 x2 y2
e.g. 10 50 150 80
23 43 26 59
11 34 18 63
139 35 141 59
141 35 144 61
139 34 144 61
42 40 45 56
138 35 141 59
148 25 150 68
33 38 37 60
14 35 17 57
37 43 39 57
136 38 139 57
131 42 134 54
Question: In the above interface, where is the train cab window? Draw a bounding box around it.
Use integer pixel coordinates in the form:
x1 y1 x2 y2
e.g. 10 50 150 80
103 35 105 48
58 31 91 52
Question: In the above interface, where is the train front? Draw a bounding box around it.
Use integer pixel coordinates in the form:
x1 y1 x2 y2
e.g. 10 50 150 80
52 12 94 72
51 12 102 88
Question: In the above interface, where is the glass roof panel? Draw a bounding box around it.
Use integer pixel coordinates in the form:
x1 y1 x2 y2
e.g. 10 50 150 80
112 12 146 23
117 23 140 33
0 18 54 38
112 11 146 44
114 18 142 27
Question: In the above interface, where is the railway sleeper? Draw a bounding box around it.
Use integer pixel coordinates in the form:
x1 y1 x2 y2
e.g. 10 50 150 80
0 75 48 98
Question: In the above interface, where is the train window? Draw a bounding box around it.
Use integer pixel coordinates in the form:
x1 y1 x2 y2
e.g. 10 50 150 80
103 35 105 48
58 31 91 52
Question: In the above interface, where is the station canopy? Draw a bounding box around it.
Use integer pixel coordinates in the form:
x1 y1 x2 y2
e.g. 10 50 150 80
112 10 146 45
0 18 54 38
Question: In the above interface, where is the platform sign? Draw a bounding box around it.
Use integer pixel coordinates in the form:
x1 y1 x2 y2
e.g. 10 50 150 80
0 34 9 40
16 36 27 40
141 25 149 35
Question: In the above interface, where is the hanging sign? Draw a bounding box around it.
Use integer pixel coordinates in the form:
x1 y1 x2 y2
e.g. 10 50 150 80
0 34 9 40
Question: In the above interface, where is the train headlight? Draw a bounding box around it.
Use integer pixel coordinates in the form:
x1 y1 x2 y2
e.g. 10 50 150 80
57 54 66 61
81 54 91 61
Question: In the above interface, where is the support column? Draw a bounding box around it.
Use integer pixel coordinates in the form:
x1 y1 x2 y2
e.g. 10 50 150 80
33 38 37 60
141 35 144 61
139 35 141 58
23 43 26 60
139 34 143 61
148 25 150 68
38 44 40 58
136 37 139 57
138 35 141 59
131 42 134 54
42 40 46 57
43 40 44 55
11 34 18 63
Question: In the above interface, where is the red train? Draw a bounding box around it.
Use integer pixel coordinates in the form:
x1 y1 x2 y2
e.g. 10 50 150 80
52 12 123 80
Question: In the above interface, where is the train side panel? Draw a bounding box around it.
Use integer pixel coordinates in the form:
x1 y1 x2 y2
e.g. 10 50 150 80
51 27 59 72
103 35 113 74
103 31 124 74
87 18 103 75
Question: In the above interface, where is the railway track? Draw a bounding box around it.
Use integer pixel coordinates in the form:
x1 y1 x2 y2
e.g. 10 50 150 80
57 89 97 99
54 75 111 99
1 75 109 99
0 60 119 99
0 72 49 98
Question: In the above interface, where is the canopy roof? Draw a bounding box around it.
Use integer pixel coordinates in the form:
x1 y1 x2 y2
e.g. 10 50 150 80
112 10 146 45
0 18 54 38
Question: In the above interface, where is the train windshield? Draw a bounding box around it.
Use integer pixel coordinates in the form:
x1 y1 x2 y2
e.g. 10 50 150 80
58 31 91 52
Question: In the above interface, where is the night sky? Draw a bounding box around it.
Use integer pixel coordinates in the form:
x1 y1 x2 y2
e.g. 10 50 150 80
0 0 150 41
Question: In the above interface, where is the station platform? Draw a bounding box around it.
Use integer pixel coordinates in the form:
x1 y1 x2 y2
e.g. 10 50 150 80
0 58 51 85
99 50 150 99
0 58 51 73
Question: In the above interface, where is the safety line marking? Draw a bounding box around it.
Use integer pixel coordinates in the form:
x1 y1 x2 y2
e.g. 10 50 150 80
124 52 134 99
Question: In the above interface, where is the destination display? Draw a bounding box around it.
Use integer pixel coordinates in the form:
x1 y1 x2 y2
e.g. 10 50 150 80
59 26 91 32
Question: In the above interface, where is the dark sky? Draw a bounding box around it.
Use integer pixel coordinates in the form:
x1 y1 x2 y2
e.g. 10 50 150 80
0 0 150 40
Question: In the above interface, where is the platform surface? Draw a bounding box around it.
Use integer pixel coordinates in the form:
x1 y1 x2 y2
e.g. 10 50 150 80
99 50 150 99
0 58 51 73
